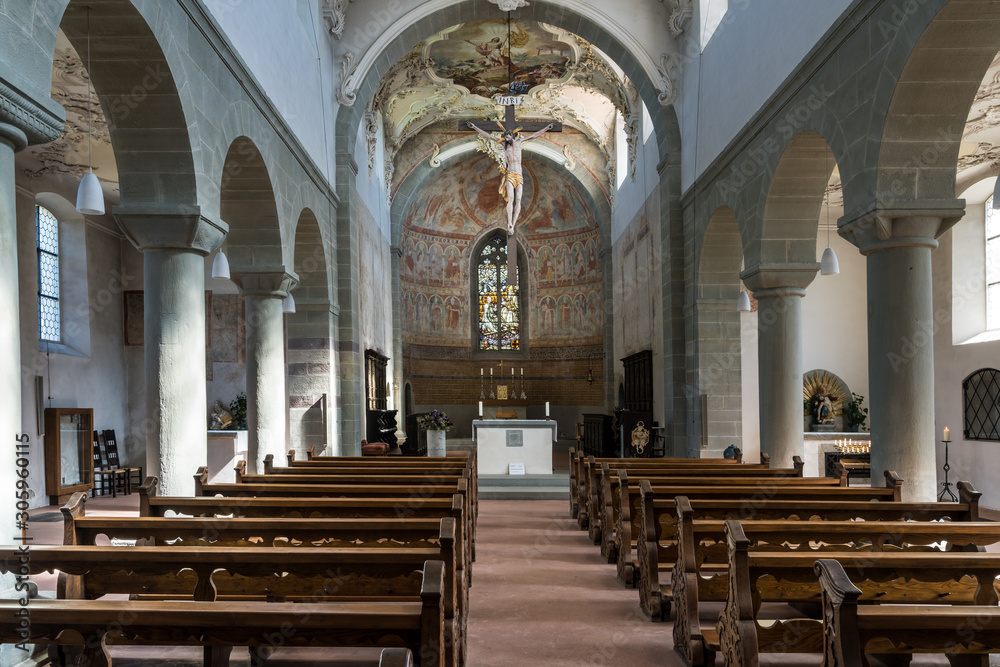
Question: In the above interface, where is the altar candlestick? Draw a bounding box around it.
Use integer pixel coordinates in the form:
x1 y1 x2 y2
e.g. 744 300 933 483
944 427 951 442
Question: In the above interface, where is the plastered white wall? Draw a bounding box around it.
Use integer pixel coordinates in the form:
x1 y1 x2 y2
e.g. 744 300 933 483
204 0 333 179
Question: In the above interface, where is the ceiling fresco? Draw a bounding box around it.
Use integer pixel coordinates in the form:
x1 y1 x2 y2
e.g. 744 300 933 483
369 19 637 202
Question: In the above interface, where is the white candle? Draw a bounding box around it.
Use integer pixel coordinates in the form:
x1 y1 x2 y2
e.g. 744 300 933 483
481 368 483 376
520 367 523 375
944 427 951 442
478 401 483 417
545 402 550 417
490 368 493 376
512 368 514 377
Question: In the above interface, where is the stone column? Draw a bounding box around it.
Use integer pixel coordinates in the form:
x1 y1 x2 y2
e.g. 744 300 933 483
234 271 297 473
336 157 364 455
0 126 27 544
741 265 818 468
390 247 406 448
116 207 227 495
841 205 963 501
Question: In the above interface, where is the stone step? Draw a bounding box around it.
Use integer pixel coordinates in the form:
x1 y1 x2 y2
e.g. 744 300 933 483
479 473 569 486
478 486 570 500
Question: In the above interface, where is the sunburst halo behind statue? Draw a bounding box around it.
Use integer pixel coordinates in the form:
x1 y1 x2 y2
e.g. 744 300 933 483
802 371 847 424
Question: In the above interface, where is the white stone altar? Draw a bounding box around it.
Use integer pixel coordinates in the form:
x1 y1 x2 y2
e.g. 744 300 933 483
472 419 556 475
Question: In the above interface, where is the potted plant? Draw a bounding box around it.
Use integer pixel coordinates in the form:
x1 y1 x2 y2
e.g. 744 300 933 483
417 410 454 457
228 392 248 431
844 392 868 432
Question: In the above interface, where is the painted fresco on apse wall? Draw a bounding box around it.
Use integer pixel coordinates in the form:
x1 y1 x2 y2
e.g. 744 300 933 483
401 154 603 348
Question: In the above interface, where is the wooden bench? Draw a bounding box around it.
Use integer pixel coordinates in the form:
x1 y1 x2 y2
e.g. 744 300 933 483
0 589 440 666
612 470 904 586
675 514 1000 665
711 520 1000 667
195 467 476 564
581 454 779 544
638 479 981 623
61 493 466 667
817 558 1000 667
262 455 478 542
140 476 471 581
571 451 763 528
591 457 811 558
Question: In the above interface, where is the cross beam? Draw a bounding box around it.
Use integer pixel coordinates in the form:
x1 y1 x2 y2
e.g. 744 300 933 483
458 104 562 134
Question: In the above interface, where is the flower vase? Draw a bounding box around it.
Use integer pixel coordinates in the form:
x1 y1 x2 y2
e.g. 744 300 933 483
427 429 447 457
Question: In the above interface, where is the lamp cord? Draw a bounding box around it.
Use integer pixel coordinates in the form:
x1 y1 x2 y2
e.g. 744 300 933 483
86 6 93 174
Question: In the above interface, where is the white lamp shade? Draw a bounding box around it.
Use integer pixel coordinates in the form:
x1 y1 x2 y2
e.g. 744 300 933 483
211 251 231 280
994 174 1000 208
282 293 296 314
75 172 105 215
737 291 752 312
820 246 840 276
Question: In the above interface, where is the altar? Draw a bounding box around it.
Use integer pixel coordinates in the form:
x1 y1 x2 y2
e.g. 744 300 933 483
472 419 556 475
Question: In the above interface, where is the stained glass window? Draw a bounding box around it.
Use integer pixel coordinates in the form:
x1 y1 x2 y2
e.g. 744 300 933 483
477 234 520 350
988 197 1000 330
36 205 60 342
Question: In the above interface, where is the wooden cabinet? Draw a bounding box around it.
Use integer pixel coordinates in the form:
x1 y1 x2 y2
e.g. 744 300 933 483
44 408 94 504
583 413 615 457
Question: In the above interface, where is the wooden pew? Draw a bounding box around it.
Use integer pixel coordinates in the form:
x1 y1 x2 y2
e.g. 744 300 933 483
140 476 471 583
304 446 474 466
638 479 981 622
676 515 1000 665
711 520 1000 667
613 470 904 585
61 493 466 667
195 467 476 563
261 455 478 543
0 580 442 666
591 457 811 558
817 558 1000 667
572 451 766 529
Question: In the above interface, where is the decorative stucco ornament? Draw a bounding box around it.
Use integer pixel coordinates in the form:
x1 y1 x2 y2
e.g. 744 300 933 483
487 0 530 11
656 53 679 107
322 0 354 38
661 0 693 36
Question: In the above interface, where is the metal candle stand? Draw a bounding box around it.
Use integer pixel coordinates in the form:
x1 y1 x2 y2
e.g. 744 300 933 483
938 437 957 502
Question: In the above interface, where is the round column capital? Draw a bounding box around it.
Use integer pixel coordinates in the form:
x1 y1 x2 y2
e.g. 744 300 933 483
839 200 964 255
114 205 228 255
232 269 299 298
739 262 818 296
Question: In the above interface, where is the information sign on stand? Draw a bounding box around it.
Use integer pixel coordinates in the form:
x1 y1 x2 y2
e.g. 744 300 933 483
509 462 525 475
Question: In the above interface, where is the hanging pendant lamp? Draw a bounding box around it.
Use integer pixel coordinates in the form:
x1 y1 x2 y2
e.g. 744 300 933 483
993 173 1000 208
211 250 230 280
282 293 296 314
820 152 839 276
737 290 752 312
76 7 105 216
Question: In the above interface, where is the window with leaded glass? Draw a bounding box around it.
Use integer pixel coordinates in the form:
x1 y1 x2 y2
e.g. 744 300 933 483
36 205 60 342
987 196 1000 330
476 234 520 351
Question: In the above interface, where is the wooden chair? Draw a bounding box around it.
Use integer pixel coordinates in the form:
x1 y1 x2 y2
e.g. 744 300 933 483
103 429 141 490
90 432 128 498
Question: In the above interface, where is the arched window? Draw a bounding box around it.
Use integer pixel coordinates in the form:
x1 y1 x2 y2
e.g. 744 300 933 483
476 234 520 351
987 196 1000 330
36 204 60 342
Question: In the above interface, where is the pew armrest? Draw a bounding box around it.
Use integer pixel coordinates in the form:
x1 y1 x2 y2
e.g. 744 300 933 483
815 559 864 667
193 466 209 496
884 470 904 500
138 477 158 516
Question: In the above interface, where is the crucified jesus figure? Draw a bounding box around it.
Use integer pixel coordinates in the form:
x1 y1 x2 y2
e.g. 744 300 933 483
467 121 554 237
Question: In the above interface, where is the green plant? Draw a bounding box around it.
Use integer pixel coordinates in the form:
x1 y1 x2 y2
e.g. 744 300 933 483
844 392 868 430
228 392 247 430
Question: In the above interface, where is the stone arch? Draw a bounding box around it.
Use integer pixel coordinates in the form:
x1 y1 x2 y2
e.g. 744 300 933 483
287 207 336 458
690 205 745 457
867 0 1000 208
335 0 678 165
219 136 284 271
750 131 837 269
58 0 199 208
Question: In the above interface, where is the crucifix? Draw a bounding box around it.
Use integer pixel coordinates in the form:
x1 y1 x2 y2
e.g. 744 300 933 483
457 12 562 286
